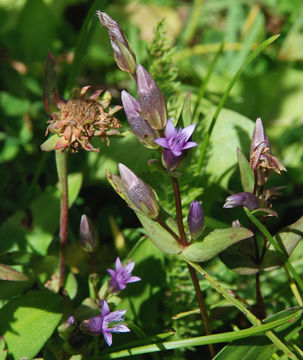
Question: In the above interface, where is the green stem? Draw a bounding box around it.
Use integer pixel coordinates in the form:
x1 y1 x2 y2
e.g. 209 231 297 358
184 257 297 359
55 150 69 293
171 177 215 358
244 208 303 296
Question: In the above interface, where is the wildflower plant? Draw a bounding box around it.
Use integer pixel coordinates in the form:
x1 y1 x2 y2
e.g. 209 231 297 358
1 3 303 360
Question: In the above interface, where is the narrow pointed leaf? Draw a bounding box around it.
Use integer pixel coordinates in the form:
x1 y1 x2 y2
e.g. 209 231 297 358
136 212 181 255
182 227 253 262
179 91 192 127
0 264 29 281
237 147 254 193
42 51 57 114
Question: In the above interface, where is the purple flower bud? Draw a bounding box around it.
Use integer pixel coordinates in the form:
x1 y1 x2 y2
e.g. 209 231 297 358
187 201 204 240
155 119 197 170
108 257 141 292
232 219 241 228
121 91 160 149
97 11 137 74
66 315 75 327
223 192 260 210
136 65 167 130
118 163 159 219
79 214 97 252
80 300 130 346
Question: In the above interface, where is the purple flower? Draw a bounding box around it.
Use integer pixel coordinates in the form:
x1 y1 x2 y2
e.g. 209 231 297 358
154 119 197 170
154 119 197 157
80 299 130 346
223 192 260 210
108 257 141 291
121 90 160 149
187 201 204 240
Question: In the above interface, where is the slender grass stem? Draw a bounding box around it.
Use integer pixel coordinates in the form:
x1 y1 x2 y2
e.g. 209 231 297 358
55 150 69 293
184 258 297 359
171 177 215 358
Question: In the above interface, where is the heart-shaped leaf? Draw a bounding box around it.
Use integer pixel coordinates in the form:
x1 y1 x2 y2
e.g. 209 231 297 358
182 227 253 262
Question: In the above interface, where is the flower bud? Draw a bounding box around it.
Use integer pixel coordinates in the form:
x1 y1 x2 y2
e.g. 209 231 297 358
136 65 167 130
187 201 204 240
223 192 260 210
162 149 184 171
79 215 97 252
97 11 137 75
118 163 159 219
80 316 102 335
121 91 160 149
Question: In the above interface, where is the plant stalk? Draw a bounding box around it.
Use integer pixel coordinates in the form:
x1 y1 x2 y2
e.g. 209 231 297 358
171 177 215 358
55 150 69 294
256 271 266 318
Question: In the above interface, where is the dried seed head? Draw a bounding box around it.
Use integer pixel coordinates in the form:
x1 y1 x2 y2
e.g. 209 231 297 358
46 87 122 153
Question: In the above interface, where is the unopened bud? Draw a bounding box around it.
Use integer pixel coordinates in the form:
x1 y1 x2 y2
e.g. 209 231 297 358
121 91 159 149
80 215 97 252
118 163 159 219
223 192 260 210
97 11 137 75
136 65 167 130
187 201 204 240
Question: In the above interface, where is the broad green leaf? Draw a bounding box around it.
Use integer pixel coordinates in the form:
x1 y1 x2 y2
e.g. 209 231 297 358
0 212 28 254
136 212 181 255
182 227 253 262
0 92 30 116
0 264 28 281
0 337 7 360
0 291 63 360
237 147 254 193
273 214 303 256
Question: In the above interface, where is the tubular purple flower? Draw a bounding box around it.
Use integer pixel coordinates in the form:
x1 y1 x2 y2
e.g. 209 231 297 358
79 214 97 252
97 11 137 75
223 192 260 210
121 91 160 149
187 201 204 240
80 299 130 346
154 119 197 170
118 163 159 219
108 257 141 292
136 65 167 130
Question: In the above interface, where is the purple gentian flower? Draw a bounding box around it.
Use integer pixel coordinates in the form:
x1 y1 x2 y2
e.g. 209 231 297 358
223 192 260 210
81 299 130 346
108 257 141 292
154 119 197 157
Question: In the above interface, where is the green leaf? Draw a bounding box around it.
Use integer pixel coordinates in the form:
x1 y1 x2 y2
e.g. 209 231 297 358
0 337 7 360
182 227 253 262
0 291 63 359
179 91 192 127
0 264 28 281
237 147 254 193
40 135 60 152
273 213 303 256
136 212 181 255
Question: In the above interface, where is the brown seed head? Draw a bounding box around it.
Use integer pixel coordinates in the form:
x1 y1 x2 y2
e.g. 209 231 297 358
46 87 121 153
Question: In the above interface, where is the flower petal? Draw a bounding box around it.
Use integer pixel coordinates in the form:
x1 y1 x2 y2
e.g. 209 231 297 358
105 309 127 323
103 330 113 346
127 276 141 283
115 257 123 270
110 324 130 333
124 261 135 273
107 269 116 277
181 141 198 150
180 124 196 142
154 137 169 148
165 119 176 138
101 299 110 316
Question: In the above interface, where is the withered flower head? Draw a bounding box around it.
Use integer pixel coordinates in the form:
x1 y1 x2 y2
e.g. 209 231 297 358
46 86 122 153
249 118 286 185
42 52 121 153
